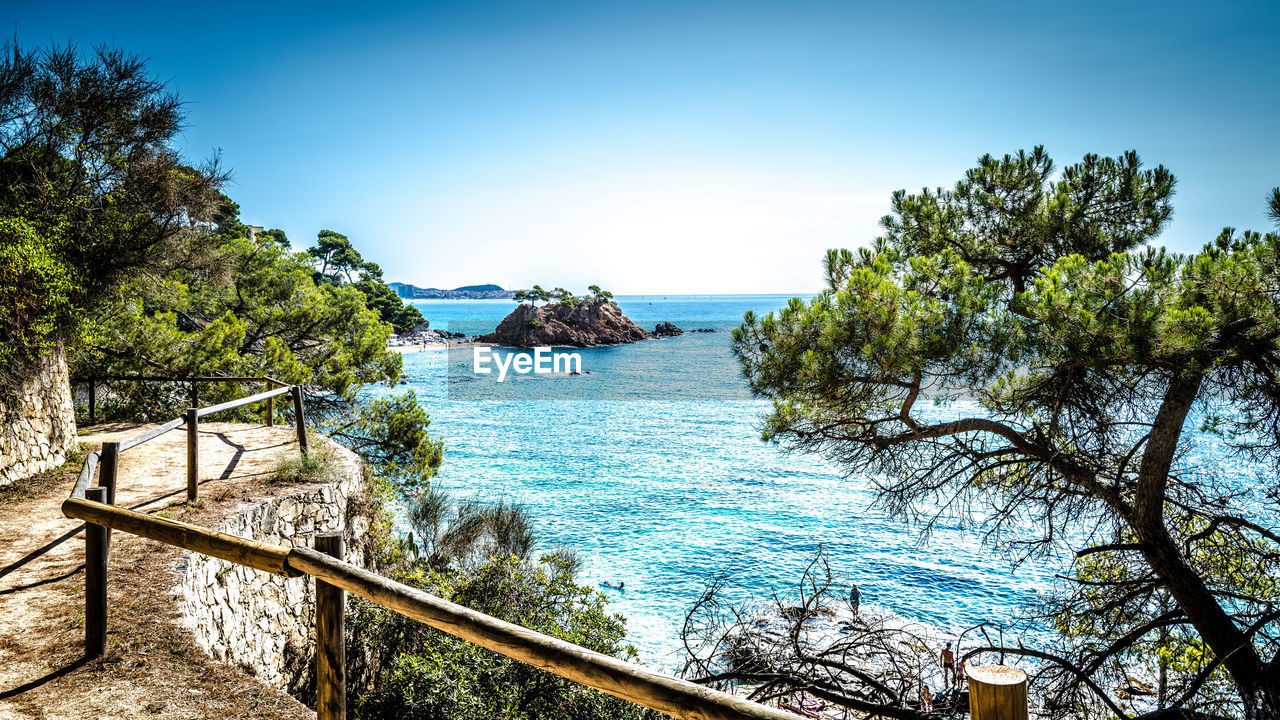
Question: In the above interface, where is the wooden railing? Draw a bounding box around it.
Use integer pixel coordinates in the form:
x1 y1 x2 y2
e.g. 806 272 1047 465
76 375 290 425
69 377 304 503
63 385 795 720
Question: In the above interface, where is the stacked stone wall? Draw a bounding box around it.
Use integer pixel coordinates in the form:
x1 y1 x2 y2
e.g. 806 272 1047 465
0 345 77 486
178 444 374 698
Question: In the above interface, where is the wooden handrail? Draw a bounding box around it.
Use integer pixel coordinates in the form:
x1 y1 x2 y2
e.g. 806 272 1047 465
78 375 289 422
288 547 796 720
117 416 188 453
196 386 292 419
69 451 101 499
93 385 292 456
61 498 300 578
75 382 300 506
81 375 290 387
59 497 793 720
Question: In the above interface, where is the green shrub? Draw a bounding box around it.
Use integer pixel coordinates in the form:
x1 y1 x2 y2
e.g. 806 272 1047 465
347 492 657 720
269 447 339 485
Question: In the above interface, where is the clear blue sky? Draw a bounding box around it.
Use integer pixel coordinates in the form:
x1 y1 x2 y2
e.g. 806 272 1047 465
11 0 1280 293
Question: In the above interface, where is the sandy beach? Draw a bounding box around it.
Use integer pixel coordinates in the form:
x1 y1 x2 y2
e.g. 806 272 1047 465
390 341 496 354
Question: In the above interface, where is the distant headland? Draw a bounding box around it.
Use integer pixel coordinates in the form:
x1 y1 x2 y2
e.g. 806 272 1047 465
389 282 514 299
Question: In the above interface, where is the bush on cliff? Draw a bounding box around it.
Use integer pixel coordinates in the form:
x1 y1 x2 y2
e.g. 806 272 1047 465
268 445 341 485
347 491 657 720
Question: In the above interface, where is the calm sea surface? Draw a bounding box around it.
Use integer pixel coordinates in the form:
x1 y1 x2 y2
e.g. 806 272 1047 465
388 294 1257 668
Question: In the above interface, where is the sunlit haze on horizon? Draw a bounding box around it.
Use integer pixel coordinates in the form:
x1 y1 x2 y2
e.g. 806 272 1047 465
12 0 1280 293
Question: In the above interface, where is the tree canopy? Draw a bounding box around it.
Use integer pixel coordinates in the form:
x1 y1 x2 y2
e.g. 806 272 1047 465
0 42 222 388
81 229 397 393
77 200 442 492
307 229 425 333
513 284 614 306
733 148 1280 718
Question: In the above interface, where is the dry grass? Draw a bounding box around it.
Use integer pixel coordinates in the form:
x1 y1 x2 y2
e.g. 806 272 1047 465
269 445 340 485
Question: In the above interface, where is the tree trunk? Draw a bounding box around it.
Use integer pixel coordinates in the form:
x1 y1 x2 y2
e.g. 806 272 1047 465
1254 688 1280 720
1139 531 1279 718
1131 373 1279 719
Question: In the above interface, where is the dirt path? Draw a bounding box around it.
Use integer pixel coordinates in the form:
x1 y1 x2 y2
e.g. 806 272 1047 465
0 422 318 720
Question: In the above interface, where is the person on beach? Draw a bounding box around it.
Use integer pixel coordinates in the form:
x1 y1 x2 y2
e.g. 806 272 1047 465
940 642 956 690
849 583 861 616
919 685 934 712
955 658 966 687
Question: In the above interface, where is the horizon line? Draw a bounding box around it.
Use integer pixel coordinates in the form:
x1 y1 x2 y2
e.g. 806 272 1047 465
398 290 822 297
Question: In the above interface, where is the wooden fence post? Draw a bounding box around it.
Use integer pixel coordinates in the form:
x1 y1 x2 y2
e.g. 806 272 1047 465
99 442 120 506
84 487 109 658
967 665 1028 720
266 381 275 427
292 386 309 455
316 532 346 720
186 408 199 503
99 442 120 556
189 381 199 410
88 379 96 423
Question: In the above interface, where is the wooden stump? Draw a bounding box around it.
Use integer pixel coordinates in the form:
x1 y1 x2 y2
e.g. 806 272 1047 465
967 665 1028 720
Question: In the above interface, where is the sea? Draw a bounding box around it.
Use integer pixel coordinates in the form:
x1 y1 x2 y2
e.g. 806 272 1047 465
386 293 1257 669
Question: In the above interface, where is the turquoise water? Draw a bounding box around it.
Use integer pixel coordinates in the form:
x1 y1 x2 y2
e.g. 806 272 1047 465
390 293 1270 669
394 294 1055 666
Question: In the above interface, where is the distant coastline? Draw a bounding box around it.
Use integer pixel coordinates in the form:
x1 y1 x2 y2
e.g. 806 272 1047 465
389 282 514 300
390 286 819 301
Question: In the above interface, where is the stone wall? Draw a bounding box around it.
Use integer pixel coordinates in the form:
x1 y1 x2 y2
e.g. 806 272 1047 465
178 443 376 699
0 344 77 487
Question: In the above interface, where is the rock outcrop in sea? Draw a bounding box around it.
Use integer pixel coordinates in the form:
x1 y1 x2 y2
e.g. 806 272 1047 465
476 297 651 347
653 322 683 337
